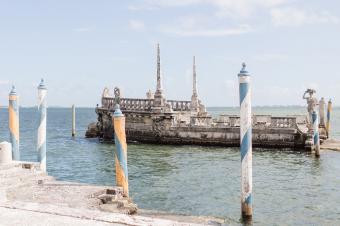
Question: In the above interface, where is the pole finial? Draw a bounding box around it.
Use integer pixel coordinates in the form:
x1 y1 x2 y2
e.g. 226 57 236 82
38 78 47 90
9 85 17 95
239 62 249 76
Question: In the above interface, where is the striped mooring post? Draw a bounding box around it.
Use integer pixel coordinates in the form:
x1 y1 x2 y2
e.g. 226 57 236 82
113 104 129 197
312 110 320 157
8 86 20 160
72 104 76 137
238 62 252 220
37 79 47 172
326 99 332 138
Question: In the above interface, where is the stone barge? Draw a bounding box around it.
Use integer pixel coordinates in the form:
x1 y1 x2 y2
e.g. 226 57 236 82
88 98 310 149
86 45 327 150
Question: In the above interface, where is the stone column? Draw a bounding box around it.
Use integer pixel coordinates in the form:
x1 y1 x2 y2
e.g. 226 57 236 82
238 63 252 220
191 56 199 112
156 43 162 92
192 56 198 96
153 43 165 110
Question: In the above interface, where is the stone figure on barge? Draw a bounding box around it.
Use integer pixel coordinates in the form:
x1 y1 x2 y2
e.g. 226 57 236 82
86 44 328 150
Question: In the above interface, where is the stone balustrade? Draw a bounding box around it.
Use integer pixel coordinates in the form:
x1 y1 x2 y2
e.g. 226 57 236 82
167 100 191 111
190 116 212 126
120 98 154 111
102 97 153 111
269 117 297 128
102 97 191 112
215 115 297 129
103 97 154 111
102 97 115 109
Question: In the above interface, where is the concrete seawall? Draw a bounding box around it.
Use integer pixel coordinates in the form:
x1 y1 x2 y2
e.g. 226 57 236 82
0 161 225 226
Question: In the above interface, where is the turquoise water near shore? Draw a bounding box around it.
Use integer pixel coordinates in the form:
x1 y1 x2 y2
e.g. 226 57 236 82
0 107 340 225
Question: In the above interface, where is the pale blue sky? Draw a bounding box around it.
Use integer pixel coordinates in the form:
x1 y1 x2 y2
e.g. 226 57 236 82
0 0 339 107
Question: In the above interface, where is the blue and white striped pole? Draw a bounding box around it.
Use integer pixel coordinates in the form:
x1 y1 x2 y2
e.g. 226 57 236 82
9 86 20 160
238 62 252 220
113 104 129 197
37 79 47 172
312 110 320 157
72 104 76 137
326 99 332 138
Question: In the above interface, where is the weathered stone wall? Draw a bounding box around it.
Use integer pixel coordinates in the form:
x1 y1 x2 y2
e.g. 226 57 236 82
90 108 306 148
126 126 301 148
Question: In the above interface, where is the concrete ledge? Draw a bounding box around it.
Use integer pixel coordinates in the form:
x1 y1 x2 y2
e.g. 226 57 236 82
0 201 220 226
0 161 225 226
321 139 340 151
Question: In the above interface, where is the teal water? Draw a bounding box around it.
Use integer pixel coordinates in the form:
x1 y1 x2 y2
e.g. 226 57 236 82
0 107 340 225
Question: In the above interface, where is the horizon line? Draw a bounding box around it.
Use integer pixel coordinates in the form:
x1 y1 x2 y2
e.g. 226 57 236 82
0 105 337 108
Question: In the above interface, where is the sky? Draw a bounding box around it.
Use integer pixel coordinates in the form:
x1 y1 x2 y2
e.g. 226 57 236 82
0 0 339 107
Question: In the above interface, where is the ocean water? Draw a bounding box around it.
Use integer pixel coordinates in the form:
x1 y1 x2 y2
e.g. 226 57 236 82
0 107 340 225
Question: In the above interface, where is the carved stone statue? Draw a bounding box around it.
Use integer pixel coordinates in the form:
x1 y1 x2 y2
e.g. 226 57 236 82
146 89 154 99
164 102 173 113
101 87 111 106
102 87 111 98
303 89 318 125
195 100 205 116
114 87 121 108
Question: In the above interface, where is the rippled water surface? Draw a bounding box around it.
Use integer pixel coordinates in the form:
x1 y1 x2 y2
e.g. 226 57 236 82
0 107 340 225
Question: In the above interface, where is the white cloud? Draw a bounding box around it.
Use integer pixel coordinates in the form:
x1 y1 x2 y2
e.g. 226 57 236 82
271 8 339 27
162 24 252 37
129 0 202 10
129 0 338 29
159 14 253 37
0 80 9 85
213 0 292 19
73 27 92 32
253 53 288 62
129 0 288 18
129 20 146 31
